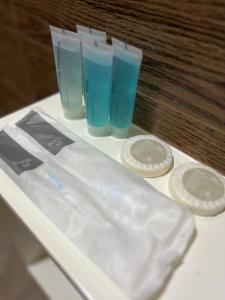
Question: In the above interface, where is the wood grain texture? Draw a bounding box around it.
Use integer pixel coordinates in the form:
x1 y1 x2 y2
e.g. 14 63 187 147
0 0 225 173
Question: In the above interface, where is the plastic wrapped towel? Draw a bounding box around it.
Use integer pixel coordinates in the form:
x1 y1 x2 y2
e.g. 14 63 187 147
14 109 195 253
13 109 195 254
1 127 187 300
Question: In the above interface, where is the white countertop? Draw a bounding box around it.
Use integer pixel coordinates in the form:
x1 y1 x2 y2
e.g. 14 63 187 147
0 93 225 300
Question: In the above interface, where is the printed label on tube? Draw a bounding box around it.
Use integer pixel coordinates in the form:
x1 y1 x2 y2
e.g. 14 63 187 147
17 111 74 155
0 131 43 175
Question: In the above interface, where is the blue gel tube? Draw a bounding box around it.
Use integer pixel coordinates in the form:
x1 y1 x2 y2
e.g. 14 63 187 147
110 38 143 138
82 42 112 136
50 26 83 119
77 29 107 105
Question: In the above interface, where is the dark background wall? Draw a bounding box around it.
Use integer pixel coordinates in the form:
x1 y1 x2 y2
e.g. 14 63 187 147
0 0 225 174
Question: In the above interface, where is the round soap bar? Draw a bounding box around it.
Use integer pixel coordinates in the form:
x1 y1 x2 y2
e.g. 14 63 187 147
169 162 225 216
121 135 173 177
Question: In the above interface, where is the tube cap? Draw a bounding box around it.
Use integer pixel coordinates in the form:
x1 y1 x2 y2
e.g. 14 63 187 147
169 162 225 216
121 135 173 177
112 127 130 139
88 124 111 137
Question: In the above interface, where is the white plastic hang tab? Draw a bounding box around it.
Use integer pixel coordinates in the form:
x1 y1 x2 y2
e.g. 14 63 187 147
169 162 225 216
76 24 107 42
121 135 173 177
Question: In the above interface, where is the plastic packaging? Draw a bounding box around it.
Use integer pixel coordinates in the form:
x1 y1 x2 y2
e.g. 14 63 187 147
76 24 107 41
15 109 194 255
82 41 113 136
50 26 83 119
110 38 143 138
121 135 173 177
170 162 225 216
1 126 186 300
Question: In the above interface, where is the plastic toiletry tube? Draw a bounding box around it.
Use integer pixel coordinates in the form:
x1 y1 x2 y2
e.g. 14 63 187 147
110 37 143 138
82 40 113 136
76 24 107 41
76 28 106 105
50 26 83 119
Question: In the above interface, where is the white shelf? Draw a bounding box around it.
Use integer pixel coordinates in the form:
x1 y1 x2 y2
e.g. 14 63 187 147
1 93 225 300
28 257 83 300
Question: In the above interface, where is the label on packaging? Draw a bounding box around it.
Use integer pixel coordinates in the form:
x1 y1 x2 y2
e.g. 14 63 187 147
0 131 43 175
17 111 74 155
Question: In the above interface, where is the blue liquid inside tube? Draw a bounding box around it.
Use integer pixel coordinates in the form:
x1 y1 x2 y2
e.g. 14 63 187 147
77 31 107 106
110 42 142 138
83 44 112 136
111 57 140 128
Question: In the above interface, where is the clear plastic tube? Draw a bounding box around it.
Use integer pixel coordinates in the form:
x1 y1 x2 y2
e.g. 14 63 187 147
50 26 83 119
110 38 143 138
76 27 107 108
82 40 113 136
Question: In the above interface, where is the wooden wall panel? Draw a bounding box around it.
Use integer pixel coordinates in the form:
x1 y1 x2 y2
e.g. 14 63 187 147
0 26 34 115
0 0 225 174
20 38 57 100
